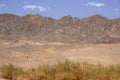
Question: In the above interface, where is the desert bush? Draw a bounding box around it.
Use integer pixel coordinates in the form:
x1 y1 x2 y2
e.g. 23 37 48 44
0 63 24 80
0 60 120 80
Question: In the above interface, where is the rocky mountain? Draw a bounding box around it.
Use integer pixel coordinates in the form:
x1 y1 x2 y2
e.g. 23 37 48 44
0 13 120 44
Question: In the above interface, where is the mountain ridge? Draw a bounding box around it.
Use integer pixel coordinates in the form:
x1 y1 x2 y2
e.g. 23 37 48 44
0 13 120 44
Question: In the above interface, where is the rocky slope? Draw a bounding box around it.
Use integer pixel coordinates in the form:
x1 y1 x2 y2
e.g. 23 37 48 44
0 13 120 44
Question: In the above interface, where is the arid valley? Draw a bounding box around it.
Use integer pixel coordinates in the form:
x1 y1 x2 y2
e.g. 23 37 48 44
0 14 120 80
0 43 120 69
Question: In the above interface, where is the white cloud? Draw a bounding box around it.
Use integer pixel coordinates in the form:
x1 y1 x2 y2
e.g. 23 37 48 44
115 8 119 12
23 5 36 10
0 3 6 8
86 2 105 7
38 6 46 12
23 5 47 12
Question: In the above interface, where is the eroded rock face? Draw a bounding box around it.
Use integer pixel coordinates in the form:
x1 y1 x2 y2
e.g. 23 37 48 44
0 13 120 44
110 19 120 38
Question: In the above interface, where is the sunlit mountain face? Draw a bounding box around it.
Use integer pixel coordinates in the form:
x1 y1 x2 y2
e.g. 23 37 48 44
0 13 120 44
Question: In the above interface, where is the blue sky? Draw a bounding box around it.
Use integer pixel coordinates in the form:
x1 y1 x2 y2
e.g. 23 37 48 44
0 0 120 19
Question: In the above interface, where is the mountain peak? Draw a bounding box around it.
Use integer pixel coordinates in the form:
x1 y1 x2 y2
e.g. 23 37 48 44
24 14 41 17
0 13 18 17
90 14 106 19
60 15 73 20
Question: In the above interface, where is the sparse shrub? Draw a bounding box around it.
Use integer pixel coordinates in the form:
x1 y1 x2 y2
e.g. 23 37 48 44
0 60 120 80
0 63 24 80
53 72 76 80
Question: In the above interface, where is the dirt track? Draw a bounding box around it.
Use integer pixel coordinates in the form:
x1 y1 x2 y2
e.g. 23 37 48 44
0 44 120 69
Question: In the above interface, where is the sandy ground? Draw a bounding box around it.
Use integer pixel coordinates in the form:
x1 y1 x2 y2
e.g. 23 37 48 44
0 44 120 69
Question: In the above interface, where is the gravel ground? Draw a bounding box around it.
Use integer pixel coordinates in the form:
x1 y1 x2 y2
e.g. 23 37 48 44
0 44 120 69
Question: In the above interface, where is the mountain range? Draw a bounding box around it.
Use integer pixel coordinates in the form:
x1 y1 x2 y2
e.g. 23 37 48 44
0 13 120 44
